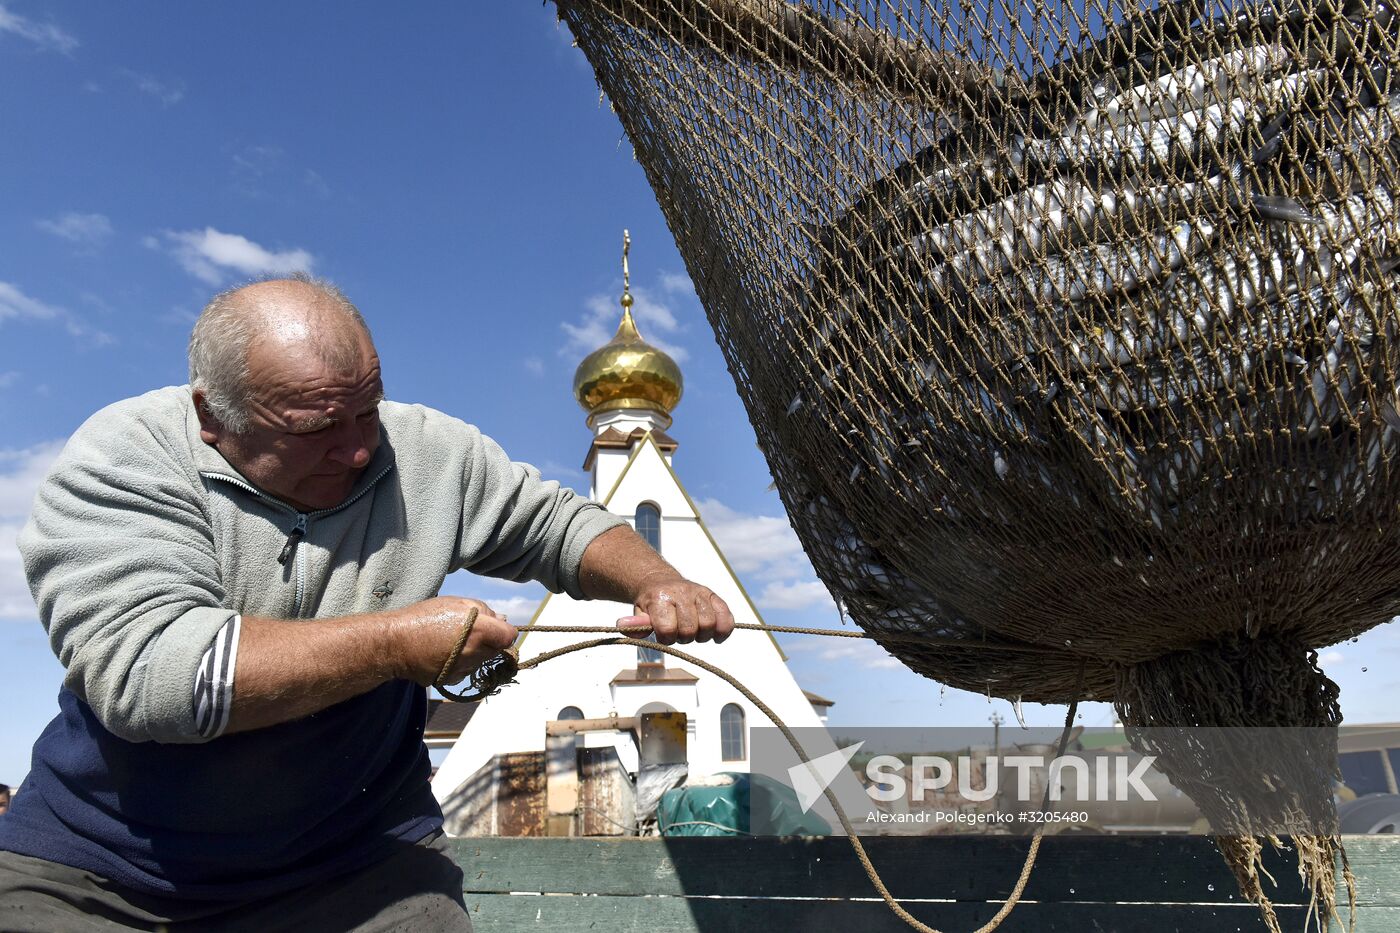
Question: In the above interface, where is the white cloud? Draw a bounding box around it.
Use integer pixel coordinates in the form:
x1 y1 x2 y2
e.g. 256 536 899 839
0 372 18 389
0 441 65 619
536 459 586 483
303 168 331 199
693 496 810 582
158 306 199 327
0 4 77 53
438 574 546 625
160 227 314 285
0 443 62 523
230 144 286 197
692 496 841 613
121 69 184 106
756 579 835 611
0 281 113 345
79 291 113 313
36 212 112 246
560 280 689 362
1320 650 1345 666
226 145 329 201
484 596 543 624
787 636 905 670
523 356 545 376
658 271 694 295
0 282 60 325
232 144 284 178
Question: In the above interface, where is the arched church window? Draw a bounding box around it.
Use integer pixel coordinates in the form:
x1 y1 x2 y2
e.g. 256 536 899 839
635 502 665 665
720 703 747 761
635 502 661 552
557 706 584 721
639 633 664 665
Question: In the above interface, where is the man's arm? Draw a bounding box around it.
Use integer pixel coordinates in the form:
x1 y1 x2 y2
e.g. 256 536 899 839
19 397 239 745
227 428 731 734
440 418 731 643
225 525 735 734
577 524 736 645
224 597 517 735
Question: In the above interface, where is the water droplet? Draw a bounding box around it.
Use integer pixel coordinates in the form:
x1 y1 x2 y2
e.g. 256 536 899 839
1064 639 1073 646
1362 666 1369 672
1069 888 1075 894
1207 884 1215 892
1013 696 1027 729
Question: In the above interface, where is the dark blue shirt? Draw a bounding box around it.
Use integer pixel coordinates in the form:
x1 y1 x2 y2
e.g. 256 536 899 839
0 683 440 901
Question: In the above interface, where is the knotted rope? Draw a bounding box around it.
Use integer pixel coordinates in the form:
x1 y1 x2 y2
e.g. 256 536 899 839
435 613 1085 933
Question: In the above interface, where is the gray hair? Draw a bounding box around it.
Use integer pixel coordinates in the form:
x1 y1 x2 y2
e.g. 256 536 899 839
188 272 372 434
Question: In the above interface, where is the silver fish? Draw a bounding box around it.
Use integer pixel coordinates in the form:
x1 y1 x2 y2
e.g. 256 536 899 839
1016 70 1325 177
1079 45 1292 131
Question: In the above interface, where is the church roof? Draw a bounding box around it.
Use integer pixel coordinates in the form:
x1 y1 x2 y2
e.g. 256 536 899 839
610 666 700 685
802 689 835 708
520 432 787 662
581 426 678 471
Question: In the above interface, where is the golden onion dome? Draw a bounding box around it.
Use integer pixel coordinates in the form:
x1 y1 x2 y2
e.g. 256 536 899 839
573 294 684 426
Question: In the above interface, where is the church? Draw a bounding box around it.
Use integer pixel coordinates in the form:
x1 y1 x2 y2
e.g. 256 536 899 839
430 238 841 835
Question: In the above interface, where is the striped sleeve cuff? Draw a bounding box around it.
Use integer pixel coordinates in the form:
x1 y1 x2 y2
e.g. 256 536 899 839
193 614 241 740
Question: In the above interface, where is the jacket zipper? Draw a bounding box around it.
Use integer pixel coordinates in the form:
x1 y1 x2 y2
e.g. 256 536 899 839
202 465 396 617
278 514 307 566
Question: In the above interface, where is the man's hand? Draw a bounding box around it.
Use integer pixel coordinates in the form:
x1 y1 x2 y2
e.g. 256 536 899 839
227 597 518 735
616 573 735 645
578 524 736 646
392 596 519 686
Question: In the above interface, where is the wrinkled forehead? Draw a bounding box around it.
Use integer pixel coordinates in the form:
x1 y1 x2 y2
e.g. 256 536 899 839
246 321 382 408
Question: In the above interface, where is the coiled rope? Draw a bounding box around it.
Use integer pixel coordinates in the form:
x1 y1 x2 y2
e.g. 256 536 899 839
434 609 1085 933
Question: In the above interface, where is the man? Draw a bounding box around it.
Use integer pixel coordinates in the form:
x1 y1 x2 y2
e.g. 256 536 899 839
0 785 9 817
0 276 734 931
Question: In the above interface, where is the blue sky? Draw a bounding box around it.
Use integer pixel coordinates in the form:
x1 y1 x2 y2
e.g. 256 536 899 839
2 2 1396 786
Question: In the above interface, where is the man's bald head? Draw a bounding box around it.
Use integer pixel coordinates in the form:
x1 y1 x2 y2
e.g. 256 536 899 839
189 274 373 434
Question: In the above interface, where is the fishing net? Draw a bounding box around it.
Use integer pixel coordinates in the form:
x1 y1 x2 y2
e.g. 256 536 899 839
551 0 1398 924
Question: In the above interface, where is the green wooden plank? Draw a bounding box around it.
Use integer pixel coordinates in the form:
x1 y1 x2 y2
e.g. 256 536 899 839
465 892 1399 932
454 835 1400 906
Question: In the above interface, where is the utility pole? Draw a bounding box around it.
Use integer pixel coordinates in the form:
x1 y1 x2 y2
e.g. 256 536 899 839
989 712 1004 815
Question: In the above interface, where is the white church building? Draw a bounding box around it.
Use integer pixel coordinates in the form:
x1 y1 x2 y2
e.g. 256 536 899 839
430 245 846 833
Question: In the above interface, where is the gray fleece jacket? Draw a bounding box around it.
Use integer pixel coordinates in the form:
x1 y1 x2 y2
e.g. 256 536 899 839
18 384 626 744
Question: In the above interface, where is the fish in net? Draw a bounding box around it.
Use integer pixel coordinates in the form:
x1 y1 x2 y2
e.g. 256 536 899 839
550 0 1400 926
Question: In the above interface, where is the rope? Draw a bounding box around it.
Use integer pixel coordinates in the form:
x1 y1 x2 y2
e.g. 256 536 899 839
523 621 1079 654
434 617 1087 933
432 606 522 704
433 606 478 688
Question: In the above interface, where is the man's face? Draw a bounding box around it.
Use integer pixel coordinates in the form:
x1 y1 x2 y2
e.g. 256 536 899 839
198 327 384 513
0 791 9 815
